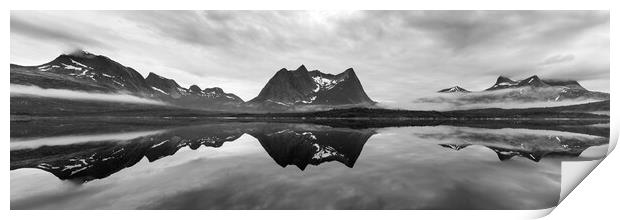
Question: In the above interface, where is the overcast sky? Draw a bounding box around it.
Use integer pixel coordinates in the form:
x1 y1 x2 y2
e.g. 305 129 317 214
10 11 609 108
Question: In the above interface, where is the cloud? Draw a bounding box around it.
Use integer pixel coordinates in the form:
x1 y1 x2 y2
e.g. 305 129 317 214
10 13 106 47
540 54 575 65
10 84 166 105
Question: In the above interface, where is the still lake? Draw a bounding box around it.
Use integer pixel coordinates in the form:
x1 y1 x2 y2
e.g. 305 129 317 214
10 122 609 209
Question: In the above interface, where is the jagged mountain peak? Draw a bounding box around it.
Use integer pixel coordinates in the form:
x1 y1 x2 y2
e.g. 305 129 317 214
296 64 308 72
496 76 516 84
248 66 375 108
146 72 164 79
438 86 470 93
334 68 356 78
487 74 547 91
522 75 542 82
518 75 547 87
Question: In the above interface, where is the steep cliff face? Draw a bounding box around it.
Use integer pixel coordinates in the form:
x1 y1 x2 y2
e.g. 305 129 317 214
249 65 375 109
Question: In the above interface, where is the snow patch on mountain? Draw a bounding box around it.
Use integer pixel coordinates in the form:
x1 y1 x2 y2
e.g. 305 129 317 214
313 145 339 160
69 59 92 69
151 86 169 95
61 63 83 71
312 76 343 91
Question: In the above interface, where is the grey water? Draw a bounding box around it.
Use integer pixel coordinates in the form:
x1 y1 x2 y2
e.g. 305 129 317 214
10 122 609 210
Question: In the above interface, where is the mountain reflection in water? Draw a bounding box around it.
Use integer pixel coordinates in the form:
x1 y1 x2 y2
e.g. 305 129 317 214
427 127 609 162
11 123 375 182
10 122 610 209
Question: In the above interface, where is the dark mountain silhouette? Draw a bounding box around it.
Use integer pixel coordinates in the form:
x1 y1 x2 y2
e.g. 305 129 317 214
247 65 375 110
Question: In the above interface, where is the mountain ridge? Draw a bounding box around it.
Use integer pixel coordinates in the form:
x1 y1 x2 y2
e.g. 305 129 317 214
11 50 244 110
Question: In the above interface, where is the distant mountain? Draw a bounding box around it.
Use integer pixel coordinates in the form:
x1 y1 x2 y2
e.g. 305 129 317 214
486 75 547 91
486 75 580 91
427 75 609 104
247 65 375 110
10 50 244 110
484 75 608 101
438 86 470 93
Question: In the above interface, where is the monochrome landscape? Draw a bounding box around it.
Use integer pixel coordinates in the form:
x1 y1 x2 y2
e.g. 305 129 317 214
10 10 610 210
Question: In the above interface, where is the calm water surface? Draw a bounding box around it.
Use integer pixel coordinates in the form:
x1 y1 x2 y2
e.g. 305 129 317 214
10 122 609 209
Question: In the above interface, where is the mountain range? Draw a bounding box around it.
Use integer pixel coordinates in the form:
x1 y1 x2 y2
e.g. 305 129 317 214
435 75 609 103
10 50 610 112
10 50 375 112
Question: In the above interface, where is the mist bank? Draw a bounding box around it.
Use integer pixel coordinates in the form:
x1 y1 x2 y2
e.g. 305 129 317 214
10 84 166 105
